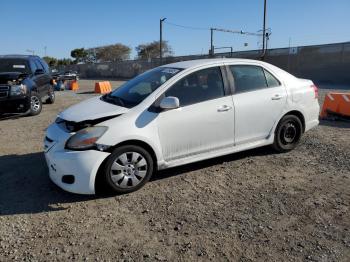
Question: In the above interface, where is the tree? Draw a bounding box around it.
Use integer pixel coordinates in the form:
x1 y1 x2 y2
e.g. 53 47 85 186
96 43 131 62
57 58 73 66
136 41 173 60
42 56 58 67
70 48 88 63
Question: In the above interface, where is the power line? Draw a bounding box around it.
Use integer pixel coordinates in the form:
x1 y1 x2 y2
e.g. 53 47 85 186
163 20 267 56
163 21 209 31
165 20 263 36
212 27 263 37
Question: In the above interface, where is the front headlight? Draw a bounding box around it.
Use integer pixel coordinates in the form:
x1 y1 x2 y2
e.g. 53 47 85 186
10 84 27 96
65 126 108 150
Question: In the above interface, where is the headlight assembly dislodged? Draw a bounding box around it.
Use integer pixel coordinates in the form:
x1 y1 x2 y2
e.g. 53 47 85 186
10 84 27 96
65 126 108 150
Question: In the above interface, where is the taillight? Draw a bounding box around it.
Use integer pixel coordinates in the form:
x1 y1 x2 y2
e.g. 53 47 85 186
311 84 318 99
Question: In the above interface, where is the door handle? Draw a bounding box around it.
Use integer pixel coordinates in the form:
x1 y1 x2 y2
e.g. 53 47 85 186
271 94 282 100
217 105 232 112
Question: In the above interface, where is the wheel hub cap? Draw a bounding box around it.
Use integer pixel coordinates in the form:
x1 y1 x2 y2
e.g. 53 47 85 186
283 123 296 143
110 152 148 189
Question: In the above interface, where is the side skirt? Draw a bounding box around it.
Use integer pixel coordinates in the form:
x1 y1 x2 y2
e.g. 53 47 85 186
158 136 274 170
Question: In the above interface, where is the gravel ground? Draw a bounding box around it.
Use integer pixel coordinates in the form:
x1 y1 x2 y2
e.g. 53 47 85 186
0 81 349 261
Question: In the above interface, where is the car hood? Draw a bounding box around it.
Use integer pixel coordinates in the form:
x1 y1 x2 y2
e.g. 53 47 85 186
0 72 28 84
59 96 129 122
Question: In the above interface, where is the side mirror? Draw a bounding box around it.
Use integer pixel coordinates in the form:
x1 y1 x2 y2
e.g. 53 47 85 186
34 69 44 75
159 96 180 110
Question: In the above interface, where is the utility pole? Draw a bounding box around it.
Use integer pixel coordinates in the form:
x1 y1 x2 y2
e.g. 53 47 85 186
261 0 267 60
210 28 214 57
160 18 166 64
44 46 47 57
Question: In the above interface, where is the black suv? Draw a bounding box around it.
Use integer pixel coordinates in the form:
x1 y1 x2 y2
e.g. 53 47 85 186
0 55 55 116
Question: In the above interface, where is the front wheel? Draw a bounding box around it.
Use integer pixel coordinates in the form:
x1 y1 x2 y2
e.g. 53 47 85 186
103 145 154 194
272 115 303 153
29 92 42 116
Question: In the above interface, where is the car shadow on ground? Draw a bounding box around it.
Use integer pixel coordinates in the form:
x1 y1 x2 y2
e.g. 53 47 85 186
0 152 96 216
0 146 275 216
0 114 25 121
319 119 350 128
76 91 96 95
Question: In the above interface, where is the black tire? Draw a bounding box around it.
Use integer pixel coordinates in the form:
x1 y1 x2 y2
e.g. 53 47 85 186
29 92 42 116
102 145 154 194
46 87 55 104
272 115 303 153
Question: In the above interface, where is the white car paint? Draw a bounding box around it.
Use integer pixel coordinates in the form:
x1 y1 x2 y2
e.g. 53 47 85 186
59 96 129 122
44 58 320 194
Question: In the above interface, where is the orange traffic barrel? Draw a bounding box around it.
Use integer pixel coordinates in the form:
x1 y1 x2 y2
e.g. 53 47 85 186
70 80 79 91
95 81 112 94
320 92 350 118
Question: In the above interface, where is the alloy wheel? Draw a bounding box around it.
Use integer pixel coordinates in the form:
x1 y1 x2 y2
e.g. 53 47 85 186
31 96 41 112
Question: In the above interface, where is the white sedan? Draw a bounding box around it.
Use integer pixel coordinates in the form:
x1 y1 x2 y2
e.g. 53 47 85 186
44 58 320 194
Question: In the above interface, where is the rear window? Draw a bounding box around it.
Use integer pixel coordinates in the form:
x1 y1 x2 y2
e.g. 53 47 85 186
0 59 30 74
264 69 281 87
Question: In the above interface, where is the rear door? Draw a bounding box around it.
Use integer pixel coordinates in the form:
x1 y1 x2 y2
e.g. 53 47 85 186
36 58 52 94
227 64 287 145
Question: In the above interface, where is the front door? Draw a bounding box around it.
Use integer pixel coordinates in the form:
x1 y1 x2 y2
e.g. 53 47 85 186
32 59 48 95
156 66 235 162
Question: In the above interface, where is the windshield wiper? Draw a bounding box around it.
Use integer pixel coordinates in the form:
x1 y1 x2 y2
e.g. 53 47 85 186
102 94 125 107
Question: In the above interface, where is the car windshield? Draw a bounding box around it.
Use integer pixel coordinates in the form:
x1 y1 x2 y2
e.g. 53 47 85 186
0 58 30 74
102 67 182 108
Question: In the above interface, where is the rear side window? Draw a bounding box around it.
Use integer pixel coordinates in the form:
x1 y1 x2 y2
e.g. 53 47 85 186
229 65 267 93
264 69 280 87
165 67 225 107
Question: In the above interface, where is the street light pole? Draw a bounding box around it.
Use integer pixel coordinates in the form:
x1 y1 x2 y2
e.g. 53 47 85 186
160 18 166 64
261 0 267 60
26 49 35 55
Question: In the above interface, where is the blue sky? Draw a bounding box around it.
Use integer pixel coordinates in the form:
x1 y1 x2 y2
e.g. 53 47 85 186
1 0 349 59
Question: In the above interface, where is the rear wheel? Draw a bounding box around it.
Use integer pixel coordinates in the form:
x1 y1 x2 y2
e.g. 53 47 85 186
46 87 55 104
103 145 154 194
272 115 303 152
29 92 42 116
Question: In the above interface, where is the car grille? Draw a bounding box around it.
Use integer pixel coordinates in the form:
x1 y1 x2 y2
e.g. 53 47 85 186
0 85 10 98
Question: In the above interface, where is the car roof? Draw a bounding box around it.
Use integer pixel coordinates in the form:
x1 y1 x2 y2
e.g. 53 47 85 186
0 54 40 60
162 58 263 69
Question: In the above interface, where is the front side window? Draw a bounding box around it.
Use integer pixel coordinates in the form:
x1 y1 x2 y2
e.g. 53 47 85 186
38 59 50 73
103 67 182 108
165 67 225 107
34 59 44 71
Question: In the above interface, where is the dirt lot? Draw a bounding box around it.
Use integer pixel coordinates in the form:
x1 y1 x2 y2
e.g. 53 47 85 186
0 81 349 261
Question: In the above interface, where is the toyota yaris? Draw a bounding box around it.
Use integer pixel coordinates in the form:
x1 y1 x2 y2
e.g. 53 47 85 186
44 59 320 194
